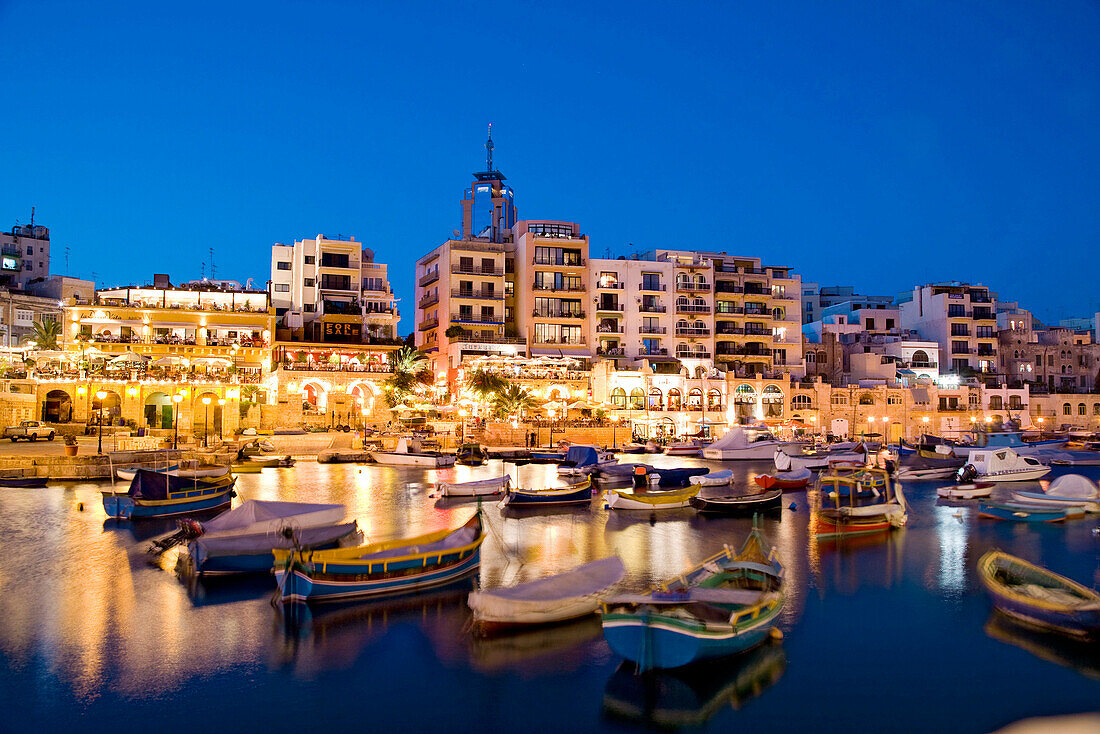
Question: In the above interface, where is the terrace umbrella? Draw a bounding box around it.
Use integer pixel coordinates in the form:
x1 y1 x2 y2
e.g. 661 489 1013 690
193 357 232 367
81 347 107 359
108 352 149 364
152 355 190 367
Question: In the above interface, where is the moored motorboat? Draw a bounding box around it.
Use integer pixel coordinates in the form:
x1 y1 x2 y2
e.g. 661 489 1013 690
370 437 456 467
753 467 812 491
601 525 784 670
468 556 626 631
956 449 1051 483
101 470 236 520
702 427 801 461
606 486 699 510
665 439 703 457
895 453 965 481
557 445 614 477
689 469 733 487
774 444 866 472
977 550 1100 639
455 442 489 466
978 501 1083 523
649 466 709 488
274 511 485 603
502 478 594 507
937 482 993 499
438 475 511 497
182 500 360 576
689 488 782 515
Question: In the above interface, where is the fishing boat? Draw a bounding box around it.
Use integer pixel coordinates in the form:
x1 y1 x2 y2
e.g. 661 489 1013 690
977 501 1081 523
956 449 1051 483
502 478 594 507
455 442 489 466
895 453 965 481
237 454 294 468
101 470 236 520
601 525 784 670
274 511 485 604
468 556 626 631
753 467 812 491
689 488 782 515
1009 474 1100 511
977 550 1100 639
557 445 614 477
649 466 709 488
1009 491 1100 513
817 463 884 498
370 437 456 467
937 482 993 499
702 427 801 461
774 444 866 472
605 485 700 510
438 475 511 497
530 450 566 463
688 469 733 487
621 443 648 454
814 466 907 539
665 439 703 457
0 476 49 488
115 463 232 481
182 500 360 576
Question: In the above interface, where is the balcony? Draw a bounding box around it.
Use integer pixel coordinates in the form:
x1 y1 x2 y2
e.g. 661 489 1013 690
640 325 667 334
449 331 526 345
533 336 587 346
452 312 504 324
977 349 998 358
596 281 625 290
452 264 504 277
532 309 585 320
715 283 744 294
452 240 504 253
743 308 769 317
744 327 771 336
417 293 439 309
418 270 439 287
639 347 668 356
639 304 666 313
743 286 768 296
451 289 504 300
716 326 745 336
676 282 711 293
676 349 712 359
952 347 975 355
596 346 626 357
532 257 585 268
418 318 439 331
533 283 585 293
715 306 744 316
595 302 624 312
638 282 666 292
675 326 710 336
676 304 711 314
1 245 20 257
596 324 624 334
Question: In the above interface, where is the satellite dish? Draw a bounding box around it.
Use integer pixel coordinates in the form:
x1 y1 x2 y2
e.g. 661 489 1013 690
452 229 461 239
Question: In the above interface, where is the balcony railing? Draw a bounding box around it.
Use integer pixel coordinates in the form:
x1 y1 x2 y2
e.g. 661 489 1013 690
676 350 712 359
715 306 744 315
451 240 504 253
715 283 744 294
451 265 504 276
675 327 710 336
532 257 585 267
418 270 440 287
676 304 711 313
639 304 666 313
596 281 625 290
452 312 504 324
418 318 439 331
451 289 504 300
533 283 585 292
595 302 624 312
638 283 666 292
640 326 667 334
532 309 585 319
533 336 586 346
596 347 626 356
716 327 745 336
596 325 624 334
418 293 439 309
449 331 526 345
744 327 771 336
639 347 668 356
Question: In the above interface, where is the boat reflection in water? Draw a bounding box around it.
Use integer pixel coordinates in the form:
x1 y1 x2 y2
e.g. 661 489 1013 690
469 615 604 675
984 612 1100 681
807 520 907 595
602 640 786 728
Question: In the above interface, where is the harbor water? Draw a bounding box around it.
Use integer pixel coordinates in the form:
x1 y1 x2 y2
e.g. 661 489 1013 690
1 456 1098 732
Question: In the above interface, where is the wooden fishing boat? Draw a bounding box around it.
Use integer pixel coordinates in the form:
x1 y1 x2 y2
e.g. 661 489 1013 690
605 486 700 510
502 478 594 507
438 475 511 497
455 442 488 466
977 550 1100 639
468 556 626 631
274 511 485 604
601 525 784 670
753 468 812 491
814 466 907 539
817 464 883 498
0 476 49 488
101 470 236 520
978 501 1081 523
1010 491 1100 513
689 489 782 515
181 500 359 576
115 463 231 481
937 482 994 499
688 470 733 487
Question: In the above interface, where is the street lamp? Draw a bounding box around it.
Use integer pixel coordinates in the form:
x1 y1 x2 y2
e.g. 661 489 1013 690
95 390 107 455
217 398 226 441
172 393 184 449
202 396 212 448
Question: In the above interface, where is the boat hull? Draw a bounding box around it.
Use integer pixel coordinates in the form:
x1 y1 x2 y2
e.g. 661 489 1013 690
937 483 993 499
978 502 1069 522
370 452 456 467
602 611 776 670
689 490 782 515
504 481 593 507
978 551 1100 639
606 488 698 510
102 485 235 520
1010 491 1100 512
703 442 799 461
754 473 810 491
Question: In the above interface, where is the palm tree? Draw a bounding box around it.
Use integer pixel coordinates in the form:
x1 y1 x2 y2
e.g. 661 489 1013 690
467 369 508 400
491 384 539 420
383 347 433 406
26 318 62 350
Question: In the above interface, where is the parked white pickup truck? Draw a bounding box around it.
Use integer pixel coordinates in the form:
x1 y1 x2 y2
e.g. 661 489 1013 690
3 420 56 442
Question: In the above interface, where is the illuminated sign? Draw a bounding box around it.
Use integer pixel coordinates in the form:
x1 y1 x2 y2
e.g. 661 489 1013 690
322 321 362 343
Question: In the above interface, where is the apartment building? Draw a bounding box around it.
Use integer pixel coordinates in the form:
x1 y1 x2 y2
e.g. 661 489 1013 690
998 305 1099 393
800 284 894 325
0 217 51 290
899 282 999 375
270 235 399 345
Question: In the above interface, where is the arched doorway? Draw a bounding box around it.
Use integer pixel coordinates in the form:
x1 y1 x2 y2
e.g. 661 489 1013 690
91 390 122 424
145 391 173 429
303 382 327 414
763 385 784 418
43 389 73 423
734 384 756 420
194 391 223 441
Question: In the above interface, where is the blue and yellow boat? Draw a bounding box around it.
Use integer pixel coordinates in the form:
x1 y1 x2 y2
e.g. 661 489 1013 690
101 469 236 520
502 477 594 507
601 526 784 670
274 511 485 604
978 550 1100 639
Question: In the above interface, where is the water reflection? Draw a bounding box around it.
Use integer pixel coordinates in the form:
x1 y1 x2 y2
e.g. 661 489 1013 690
470 615 604 675
601 641 786 728
984 612 1100 681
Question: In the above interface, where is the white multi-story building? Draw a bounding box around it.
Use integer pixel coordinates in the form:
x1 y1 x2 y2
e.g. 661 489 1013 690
899 282 999 375
270 235 399 345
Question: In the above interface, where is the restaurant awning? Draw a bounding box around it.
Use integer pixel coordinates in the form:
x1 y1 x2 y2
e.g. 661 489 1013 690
909 387 931 404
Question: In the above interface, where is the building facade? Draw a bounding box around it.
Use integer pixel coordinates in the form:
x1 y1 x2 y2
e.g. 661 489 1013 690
899 282 999 375
0 219 50 290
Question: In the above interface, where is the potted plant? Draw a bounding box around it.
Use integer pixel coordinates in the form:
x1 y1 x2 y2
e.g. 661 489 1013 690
63 435 78 456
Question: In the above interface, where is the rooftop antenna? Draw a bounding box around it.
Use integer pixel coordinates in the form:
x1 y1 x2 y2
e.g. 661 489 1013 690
485 123 494 172
209 247 216 280
65 246 70 274
30 207 35 227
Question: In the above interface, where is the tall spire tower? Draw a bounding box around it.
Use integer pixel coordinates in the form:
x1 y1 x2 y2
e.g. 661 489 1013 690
460 124 517 242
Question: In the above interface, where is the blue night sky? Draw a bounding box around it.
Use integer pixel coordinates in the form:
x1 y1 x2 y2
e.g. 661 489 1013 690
2 1 1098 327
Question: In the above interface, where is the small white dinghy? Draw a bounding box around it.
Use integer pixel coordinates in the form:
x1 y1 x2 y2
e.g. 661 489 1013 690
689 469 733 487
938 482 994 500
468 556 626 631
438 475 511 497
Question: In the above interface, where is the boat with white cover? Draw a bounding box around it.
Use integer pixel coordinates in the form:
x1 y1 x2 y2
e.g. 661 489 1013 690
688 469 733 487
1010 473 1100 512
937 482 994 499
774 444 866 472
468 556 626 631
702 427 801 461
958 448 1051 483
438 475 511 497
558 445 616 477
115 463 232 481
370 437 456 467
665 439 704 457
